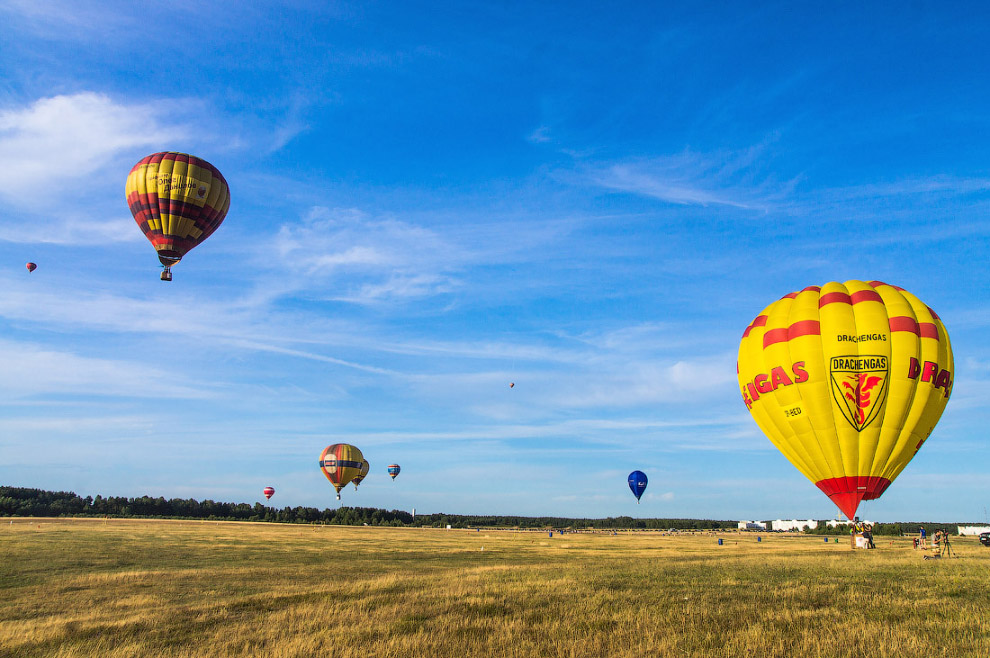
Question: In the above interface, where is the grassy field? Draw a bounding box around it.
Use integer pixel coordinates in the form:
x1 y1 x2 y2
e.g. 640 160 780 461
1 519 988 657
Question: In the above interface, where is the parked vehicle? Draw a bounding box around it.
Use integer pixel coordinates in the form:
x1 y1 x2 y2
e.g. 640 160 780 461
979 532 990 547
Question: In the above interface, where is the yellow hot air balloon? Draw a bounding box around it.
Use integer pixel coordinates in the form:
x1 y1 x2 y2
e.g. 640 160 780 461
737 280 953 519
125 152 230 281
352 460 370 490
319 444 365 501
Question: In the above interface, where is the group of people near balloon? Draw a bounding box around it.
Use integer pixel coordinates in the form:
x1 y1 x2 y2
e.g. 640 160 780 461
27 152 958 518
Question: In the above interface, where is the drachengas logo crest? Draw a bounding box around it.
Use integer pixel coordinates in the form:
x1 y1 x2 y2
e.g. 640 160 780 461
830 355 889 431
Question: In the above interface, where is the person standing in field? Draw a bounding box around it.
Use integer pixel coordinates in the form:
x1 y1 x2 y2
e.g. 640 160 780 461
863 524 875 549
920 526 927 549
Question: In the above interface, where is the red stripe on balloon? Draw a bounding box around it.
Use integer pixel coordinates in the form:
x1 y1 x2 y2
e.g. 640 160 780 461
819 292 851 307
762 321 821 348
788 320 821 339
850 290 883 304
869 280 905 291
889 316 920 335
742 315 768 338
762 328 789 348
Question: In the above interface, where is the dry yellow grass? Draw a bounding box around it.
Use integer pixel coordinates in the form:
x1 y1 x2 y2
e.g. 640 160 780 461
1 518 988 657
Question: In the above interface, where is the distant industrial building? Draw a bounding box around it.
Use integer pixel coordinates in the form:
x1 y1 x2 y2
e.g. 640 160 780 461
737 520 767 530
770 519 818 532
957 526 990 536
825 518 872 528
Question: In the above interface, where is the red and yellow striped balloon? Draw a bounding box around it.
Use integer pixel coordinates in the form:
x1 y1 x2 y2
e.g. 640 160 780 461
738 281 953 519
125 152 230 278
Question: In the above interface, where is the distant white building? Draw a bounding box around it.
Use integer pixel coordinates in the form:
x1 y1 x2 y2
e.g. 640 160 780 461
770 519 818 532
957 526 990 536
825 519 873 528
738 520 767 530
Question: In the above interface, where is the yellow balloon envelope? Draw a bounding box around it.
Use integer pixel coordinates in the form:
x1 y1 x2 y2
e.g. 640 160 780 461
352 460 370 490
737 280 953 519
319 444 366 497
125 152 230 279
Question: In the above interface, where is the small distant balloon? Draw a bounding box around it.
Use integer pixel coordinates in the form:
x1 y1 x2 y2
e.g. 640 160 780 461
628 471 648 503
263 486 275 500
26 262 37 272
387 464 401 480
509 382 515 388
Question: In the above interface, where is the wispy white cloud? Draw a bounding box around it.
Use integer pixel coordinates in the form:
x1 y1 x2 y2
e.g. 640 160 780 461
0 414 155 435
813 176 990 203
267 93 311 153
580 145 799 210
0 92 187 205
308 414 748 446
0 0 129 36
527 125 551 143
0 215 140 245
529 353 738 409
273 206 467 303
0 337 210 399
576 142 990 223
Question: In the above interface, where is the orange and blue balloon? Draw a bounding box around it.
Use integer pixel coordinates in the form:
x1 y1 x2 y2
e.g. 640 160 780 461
387 464 401 480
319 444 366 500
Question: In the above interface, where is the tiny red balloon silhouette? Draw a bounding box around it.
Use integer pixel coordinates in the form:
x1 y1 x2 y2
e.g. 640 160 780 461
263 486 275 500
26 262 36 272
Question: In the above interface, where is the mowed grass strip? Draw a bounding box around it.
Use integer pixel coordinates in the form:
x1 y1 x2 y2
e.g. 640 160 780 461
1 519 988 657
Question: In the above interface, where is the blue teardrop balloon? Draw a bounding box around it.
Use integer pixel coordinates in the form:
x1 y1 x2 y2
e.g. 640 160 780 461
628 470 648 502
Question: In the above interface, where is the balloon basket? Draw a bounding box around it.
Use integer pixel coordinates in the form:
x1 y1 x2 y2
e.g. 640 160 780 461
160 268 172 282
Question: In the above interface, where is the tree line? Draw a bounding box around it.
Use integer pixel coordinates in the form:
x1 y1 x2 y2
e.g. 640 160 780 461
0 486 737 529
0 486 968 533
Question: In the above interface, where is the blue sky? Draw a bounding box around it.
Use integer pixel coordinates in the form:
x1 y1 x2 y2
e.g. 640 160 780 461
1 1 988 522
